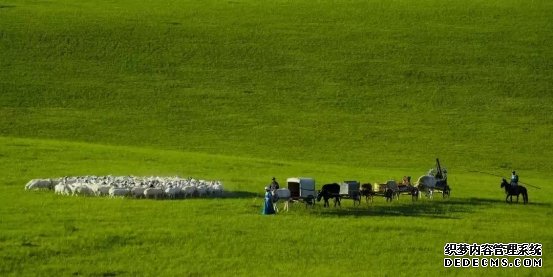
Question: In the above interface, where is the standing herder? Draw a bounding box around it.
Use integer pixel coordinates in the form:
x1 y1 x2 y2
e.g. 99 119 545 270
270 177 279 191
511 171 519 189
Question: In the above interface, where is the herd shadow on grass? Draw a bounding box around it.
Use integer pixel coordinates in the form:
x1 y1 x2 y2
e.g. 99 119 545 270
222 190 260 198
316 201 468 219
71 270 126 277
452 197 550 208
313 197 551 219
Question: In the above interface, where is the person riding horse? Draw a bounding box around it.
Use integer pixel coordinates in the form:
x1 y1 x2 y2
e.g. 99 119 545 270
501 178 528 204
510 171 519 190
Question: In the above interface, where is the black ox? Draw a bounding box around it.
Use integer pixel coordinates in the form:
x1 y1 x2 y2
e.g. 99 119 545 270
317 183 341 207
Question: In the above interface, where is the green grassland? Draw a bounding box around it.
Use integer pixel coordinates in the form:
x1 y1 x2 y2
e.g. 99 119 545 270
1 0 552 276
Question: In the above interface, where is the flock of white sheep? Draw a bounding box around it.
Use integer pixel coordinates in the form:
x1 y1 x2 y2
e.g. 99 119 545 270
24 175 224 199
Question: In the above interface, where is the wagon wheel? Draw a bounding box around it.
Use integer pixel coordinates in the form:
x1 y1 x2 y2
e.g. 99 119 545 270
352 193 361 207
363 192 373 205
305 195 315 208
368 193 374 204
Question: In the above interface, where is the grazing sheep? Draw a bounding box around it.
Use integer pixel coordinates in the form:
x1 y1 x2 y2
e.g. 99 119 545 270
54 183 63 194
54 183 71 195
109 187 130 198
96 185 111 196
196 185 208 197
72 183 95 196
26 175 223 200
144 187 164 199
204 181 223 196
164 186 181 199
25 179 55 190
182 186 196 198
131 187 146 198
210 183 224 197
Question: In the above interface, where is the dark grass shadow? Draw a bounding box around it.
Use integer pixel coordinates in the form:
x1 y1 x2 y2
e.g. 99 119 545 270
316 201 468 219
314 196 551 219
160 190 260 200
221 190 260 198
122 190 259 201
74 270 126 277
457 197 550 207
100 272 125 277
0 5 16 9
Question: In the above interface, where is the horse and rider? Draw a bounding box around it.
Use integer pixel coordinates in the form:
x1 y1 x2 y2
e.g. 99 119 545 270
501 170 528 204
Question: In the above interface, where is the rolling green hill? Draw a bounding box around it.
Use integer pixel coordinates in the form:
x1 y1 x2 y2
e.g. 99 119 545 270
2 0 552 171
1 0 552 276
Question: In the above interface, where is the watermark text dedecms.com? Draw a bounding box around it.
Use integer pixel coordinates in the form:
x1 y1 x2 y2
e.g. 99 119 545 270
444 243 542 268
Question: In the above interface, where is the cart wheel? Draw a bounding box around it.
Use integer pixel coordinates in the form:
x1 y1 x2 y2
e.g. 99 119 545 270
305 195 315 208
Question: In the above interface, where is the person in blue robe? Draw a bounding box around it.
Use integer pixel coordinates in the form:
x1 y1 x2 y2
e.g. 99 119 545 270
262 186 276 215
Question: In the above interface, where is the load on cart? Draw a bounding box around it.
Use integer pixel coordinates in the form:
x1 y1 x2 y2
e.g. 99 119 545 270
416 158 451 198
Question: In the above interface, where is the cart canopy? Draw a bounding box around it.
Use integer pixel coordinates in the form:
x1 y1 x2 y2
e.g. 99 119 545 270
287 177 315 199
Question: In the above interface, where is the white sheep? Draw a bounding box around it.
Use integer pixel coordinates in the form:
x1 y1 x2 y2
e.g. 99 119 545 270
25 179 54 190
144 187 164 199
209 182 224 197
72 183 95 196
131 187 146 198
109 187 130 197
164 186 181 199
182 186 196 198
27 175 224 200
196 185 208 197
96 185 111 196
54 183 71 195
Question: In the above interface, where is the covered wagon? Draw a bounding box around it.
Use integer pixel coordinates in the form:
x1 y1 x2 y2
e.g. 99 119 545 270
340 180 361 206
287 177 316 205
340 180 360 198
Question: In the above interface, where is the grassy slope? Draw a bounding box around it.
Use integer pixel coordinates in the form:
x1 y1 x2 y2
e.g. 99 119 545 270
1 0 552 275
1 0 552 171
